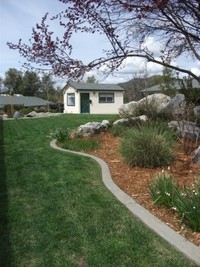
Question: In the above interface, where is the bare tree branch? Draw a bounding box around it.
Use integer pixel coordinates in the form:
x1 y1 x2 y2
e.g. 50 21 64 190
7 0 200 81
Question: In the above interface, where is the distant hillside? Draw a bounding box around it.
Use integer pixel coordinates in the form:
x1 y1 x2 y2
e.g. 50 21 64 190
118 75 162 90
118 75 163 102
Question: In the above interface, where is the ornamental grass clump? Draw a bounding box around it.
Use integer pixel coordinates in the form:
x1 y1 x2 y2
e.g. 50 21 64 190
120 122 175 168
61 137 100 152
111 125 128 137
148 172 180 208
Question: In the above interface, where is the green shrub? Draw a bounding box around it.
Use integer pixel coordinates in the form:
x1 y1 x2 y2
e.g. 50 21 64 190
120 122 175 168
50 128 70 142
111 125 128 137
180 88 200 105
4 104 24 117
19 107 33 115
149 172 179 208
61 138 100 152
175 181 200 232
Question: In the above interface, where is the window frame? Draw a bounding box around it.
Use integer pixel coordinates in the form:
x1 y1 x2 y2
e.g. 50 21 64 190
99 93 114 103
67 93 75 106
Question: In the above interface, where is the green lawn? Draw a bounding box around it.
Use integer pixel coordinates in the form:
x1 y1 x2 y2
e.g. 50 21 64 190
0 114 196 267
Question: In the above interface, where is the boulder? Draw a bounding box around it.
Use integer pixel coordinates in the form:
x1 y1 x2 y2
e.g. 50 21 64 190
118 101 138 117
138 93 171 112
168 120 200 139
25 111 62 118
26 111 37 117
118 94 171 118
113 115 148 126
77 120 110 137
13 111 21 119
2 114 8 120
162 94 186 115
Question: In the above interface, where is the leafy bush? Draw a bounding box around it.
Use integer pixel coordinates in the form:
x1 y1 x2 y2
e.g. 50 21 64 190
120 122 175 168
50 128 70 142
4 104 24 117
149 172 179 208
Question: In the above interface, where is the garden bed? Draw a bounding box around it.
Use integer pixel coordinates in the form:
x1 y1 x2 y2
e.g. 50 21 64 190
89 131 200 247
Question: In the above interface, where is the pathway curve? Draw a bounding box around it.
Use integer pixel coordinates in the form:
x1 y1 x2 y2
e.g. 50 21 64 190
50 139 200 266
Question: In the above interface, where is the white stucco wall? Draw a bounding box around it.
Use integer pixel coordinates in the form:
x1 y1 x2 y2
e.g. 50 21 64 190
63 87 80 113
64 87 124 114
89 91 124 114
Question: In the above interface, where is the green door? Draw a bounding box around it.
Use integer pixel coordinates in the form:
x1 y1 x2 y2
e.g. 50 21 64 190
80 93 90 113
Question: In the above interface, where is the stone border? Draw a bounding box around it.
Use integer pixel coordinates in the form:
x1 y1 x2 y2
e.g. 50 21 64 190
50 139 200 266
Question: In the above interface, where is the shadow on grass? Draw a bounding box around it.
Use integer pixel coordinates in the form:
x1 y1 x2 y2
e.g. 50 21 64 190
0 118 12 266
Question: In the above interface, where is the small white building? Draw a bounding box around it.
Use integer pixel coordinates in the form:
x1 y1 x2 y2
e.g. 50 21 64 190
63 82 124 114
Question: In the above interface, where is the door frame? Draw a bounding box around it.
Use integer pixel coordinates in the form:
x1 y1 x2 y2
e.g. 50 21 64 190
80 93 90 113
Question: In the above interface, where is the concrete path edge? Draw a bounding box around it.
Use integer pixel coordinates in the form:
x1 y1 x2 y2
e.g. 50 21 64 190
50 139 200 266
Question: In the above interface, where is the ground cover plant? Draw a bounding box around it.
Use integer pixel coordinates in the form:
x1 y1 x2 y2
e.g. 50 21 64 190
0 114 196 267
50 128 100 152
149 173 200 232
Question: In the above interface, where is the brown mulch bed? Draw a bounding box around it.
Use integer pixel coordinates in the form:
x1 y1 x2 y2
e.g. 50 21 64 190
89 131 200 247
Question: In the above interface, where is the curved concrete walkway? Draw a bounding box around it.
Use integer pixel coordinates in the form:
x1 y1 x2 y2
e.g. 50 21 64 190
50 139 200 266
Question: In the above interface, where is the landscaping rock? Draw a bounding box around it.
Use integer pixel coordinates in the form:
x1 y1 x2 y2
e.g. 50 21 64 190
26 111 38 117
138 93 171 112
162 94 186 115
25 111 62 118
113 115 148 126
2 114 8 119
77 120 110 137
118 94 171 118
13 111 21 119
168 120 200 139
118 101 138 117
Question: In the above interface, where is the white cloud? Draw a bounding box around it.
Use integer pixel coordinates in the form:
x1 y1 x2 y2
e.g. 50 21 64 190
191 67 200 76
141 36 163 57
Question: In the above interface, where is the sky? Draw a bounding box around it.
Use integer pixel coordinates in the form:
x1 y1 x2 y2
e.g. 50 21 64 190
1 0 200 87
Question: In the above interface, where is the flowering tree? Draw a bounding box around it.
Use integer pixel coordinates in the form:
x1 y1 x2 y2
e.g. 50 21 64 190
7 0 200 81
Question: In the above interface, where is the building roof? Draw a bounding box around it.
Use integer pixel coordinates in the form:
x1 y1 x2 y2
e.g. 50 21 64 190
65 81 124 92
140 79 200 94
0 95 50 108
